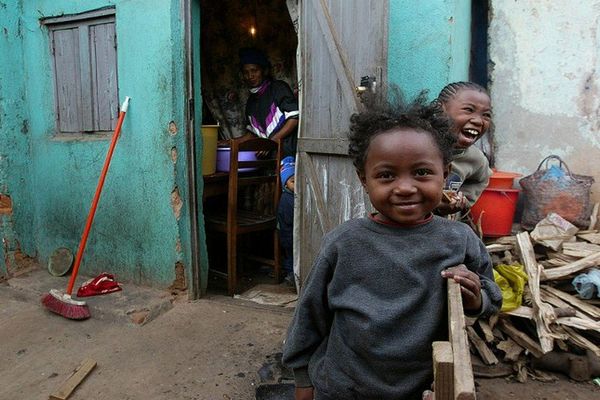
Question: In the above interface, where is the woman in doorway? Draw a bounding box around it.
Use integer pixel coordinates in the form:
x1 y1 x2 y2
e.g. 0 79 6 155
240 48 299 158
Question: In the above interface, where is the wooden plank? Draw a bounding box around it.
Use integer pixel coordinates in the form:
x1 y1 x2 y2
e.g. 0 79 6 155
504 305 534 319
540 288 590 319
541 285 600 319
432 341 453 400
554 316 600 330
52 28 82 133
496 337 524 362
558 326 600 357
577 232 600 244
447 279 476 400
485 243 513 253
297 137 349 156
300 152 333 234
562 242 600 258
477 319 495 343
541 251 600 280
90 21 118 131
311 0 362 113
466 326 498 365
41 8 115 25
495 236 517 245
516 232 555 353
497 317 544 358
49 358 96 400
78 24 93 132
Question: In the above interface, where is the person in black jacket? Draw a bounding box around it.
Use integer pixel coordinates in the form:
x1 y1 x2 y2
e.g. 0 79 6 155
240 48 299 158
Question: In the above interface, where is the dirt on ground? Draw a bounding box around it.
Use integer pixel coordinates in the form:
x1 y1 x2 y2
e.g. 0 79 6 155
1 281 599 400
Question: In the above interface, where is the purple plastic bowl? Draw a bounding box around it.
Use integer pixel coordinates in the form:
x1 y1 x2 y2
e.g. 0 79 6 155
216 147 258 172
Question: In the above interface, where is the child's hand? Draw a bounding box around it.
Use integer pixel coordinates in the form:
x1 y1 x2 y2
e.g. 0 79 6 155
436 190 468 215
441 265 482 312
295 387 314 400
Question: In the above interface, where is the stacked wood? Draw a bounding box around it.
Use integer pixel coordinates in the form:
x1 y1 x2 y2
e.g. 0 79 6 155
465 227 600 382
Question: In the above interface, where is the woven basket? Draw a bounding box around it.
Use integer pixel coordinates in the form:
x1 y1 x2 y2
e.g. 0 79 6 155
520 155 594 229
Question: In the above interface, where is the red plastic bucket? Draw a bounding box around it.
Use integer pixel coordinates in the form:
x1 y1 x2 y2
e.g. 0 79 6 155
470 188 520 237
488 170 522 189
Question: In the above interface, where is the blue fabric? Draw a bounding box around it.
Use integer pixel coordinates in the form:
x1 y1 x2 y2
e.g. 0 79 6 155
572 268 600 299
280 156 295 187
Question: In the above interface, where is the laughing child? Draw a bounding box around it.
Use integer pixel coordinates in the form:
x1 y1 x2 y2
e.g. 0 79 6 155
435 82 493 215
282 94 502 400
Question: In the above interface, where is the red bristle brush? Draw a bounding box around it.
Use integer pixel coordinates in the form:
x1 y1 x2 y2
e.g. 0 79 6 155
42 97 130 320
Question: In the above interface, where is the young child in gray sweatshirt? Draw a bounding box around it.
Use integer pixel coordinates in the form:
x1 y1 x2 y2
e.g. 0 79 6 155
282 93 502 400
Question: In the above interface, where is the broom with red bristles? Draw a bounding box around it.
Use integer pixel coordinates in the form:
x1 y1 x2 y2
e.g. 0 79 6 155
42 97 130 320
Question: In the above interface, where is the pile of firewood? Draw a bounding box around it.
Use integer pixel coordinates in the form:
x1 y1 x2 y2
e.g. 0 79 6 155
466 211 600 382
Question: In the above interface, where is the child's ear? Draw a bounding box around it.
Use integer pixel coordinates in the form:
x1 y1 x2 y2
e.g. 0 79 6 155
443 164 451 180
356 169 367 189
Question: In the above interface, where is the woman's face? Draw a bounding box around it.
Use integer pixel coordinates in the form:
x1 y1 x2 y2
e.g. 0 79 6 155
242 64 265 88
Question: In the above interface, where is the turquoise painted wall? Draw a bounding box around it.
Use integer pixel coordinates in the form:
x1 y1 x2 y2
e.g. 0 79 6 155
388 0 471 99
0 0 35 277
0 0 193 287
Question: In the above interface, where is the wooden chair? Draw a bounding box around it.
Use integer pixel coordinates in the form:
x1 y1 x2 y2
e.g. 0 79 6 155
205 136 282 295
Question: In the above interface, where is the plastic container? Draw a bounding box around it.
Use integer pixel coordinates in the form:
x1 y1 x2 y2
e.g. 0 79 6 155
470 188 520 237
216 147 258 172
201 125 219 175
488 169 522 189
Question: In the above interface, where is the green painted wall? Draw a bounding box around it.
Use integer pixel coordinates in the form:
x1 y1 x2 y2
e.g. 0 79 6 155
388 0 471 99
0 0 34 278
0 0 195 287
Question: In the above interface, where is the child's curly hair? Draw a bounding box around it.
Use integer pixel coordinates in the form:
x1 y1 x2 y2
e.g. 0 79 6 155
348 90 456 173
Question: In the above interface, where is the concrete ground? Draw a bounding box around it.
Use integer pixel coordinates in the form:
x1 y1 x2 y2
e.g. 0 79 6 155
2 267 599 400
1 267 293 400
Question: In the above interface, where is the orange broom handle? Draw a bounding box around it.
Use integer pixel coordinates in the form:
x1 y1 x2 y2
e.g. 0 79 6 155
66 97 130 295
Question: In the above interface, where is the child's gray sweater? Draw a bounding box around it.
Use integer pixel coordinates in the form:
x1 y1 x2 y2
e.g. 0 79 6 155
282 216 502 400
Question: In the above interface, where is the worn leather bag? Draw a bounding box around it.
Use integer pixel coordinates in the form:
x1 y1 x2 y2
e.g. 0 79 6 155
520 155 594 229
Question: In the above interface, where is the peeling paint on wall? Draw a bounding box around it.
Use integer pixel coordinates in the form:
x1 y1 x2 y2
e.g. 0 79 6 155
171 186 183 220
490 1 600 202
168 120 178 135
169 261 186 292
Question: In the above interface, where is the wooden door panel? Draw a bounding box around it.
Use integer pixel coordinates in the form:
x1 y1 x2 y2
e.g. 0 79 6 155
296 0 387 287
294 0 388 282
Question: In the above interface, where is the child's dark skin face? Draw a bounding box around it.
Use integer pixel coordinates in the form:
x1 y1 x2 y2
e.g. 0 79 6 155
442 89 492 149
358 128 448 225
242 63 265 88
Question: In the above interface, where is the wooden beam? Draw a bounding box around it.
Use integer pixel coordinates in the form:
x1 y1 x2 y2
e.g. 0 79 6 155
561 242 600 258
433 341 454 400
496 337 524 362
541 285 600 319
477 319 495 343
541 251 600 280
558 326 600 357
516 232 555 353
447 279 476 400
311 0 362 113
485 243 514 253
497 317 544 358
49 358 96 400
466 326 498 365
298 137 350 156
299 152 333 234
